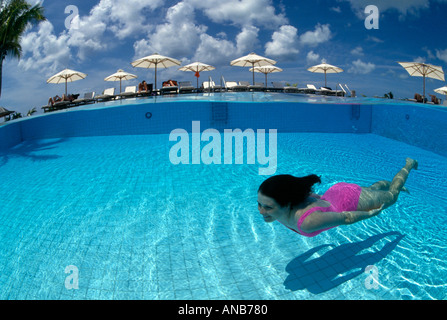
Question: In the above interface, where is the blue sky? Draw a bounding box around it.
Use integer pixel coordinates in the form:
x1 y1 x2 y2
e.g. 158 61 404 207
2 0 447 115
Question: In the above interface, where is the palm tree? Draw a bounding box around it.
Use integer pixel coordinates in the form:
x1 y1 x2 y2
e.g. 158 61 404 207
0 0 45 98
26 106 36 116
384 91 394 99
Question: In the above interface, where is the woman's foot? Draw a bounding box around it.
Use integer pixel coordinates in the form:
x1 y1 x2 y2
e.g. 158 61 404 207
406 158 418 171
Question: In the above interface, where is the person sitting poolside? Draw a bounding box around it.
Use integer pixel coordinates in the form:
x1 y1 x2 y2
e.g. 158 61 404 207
414 93 423 103
430 95 440 105
257 158 418 237
162 80 177 87
48 94 73 107
138 80 148 93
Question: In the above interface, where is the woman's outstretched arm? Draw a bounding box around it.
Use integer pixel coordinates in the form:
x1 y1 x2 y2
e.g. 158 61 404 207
343 206 383 224
300 206 384 234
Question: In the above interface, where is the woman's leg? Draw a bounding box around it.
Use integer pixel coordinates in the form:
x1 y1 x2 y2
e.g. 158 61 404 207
369 180 409 193
357 158 418 211
369 180 391 190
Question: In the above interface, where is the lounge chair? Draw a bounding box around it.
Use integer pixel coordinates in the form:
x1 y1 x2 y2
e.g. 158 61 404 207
270 82 300 93
283 82 301 93
72 92 96 106
337 84 347 97
119 86 138 99
41 94 78 112
319 87 333 95
302 84 318 94
225 81 237 91
239 81 264 92
178 81 195 94
137 83 153 97
270 82 286 92
202 81 212 92
41 101 69 113
236 81 250 91
41 106 51 113
284 86 300 93
254 82 266 91
95 88 116 102
42 104 57 113
226 81 248 91
54 98 76 109
160 80 178 95
202 80 223 92
318 85 344 96
407 93 422 103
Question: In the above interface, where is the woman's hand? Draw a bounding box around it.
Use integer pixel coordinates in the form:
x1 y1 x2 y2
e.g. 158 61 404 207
341 205 384 225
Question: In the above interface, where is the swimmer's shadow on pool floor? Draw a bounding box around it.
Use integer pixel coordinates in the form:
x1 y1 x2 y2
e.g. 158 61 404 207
283 231 404 294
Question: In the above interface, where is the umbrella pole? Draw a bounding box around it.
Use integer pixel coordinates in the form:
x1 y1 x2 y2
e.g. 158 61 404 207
423 75 426 102
65 79 68 96
265 73 268 88
196 69 199 90
252 63 255 85
324 71 327 87
155 63 158 91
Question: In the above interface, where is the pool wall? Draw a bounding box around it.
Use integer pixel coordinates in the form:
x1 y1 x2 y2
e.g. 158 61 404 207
0 100 371 145
1 98 446 157
371 103 447 157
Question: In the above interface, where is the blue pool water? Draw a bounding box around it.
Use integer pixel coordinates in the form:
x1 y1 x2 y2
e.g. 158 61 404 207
1 92 446 300
0 129 446 299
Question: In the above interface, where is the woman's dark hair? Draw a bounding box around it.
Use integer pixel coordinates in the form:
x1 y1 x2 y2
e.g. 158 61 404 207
258 174 321 208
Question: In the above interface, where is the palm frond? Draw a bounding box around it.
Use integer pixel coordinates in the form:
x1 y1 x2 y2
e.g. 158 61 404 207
0 0 46 97
0 0 45 59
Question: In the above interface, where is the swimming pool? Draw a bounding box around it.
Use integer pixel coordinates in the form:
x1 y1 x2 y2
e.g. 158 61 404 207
0 92 446 300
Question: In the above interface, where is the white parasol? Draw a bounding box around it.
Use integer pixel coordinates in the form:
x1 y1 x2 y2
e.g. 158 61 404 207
131 53 181 90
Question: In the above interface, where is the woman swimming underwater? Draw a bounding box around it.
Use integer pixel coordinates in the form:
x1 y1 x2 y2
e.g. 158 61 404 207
257 158 418 237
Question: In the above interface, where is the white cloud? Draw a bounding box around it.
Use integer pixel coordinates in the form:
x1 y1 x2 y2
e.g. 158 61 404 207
300 24 332 46
331 7 342 13
306 51 320 65
186 0 287 28
351 46 364 56
265 25 299 60
66 13 108 61
436 49 447 63
107 0 163 39
18 0 165 67
366 36 384 43
348 59 376 74
18 21 71 74
414 56 426 63
399 73 409 80
68 0 164 59
76 0 163 40
137 2 207 59
340 0 431 19
18 0 290 72
193 33 237 65
135 2 263 65
422 47 436 60
133 39 153 60
236 26 260 54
